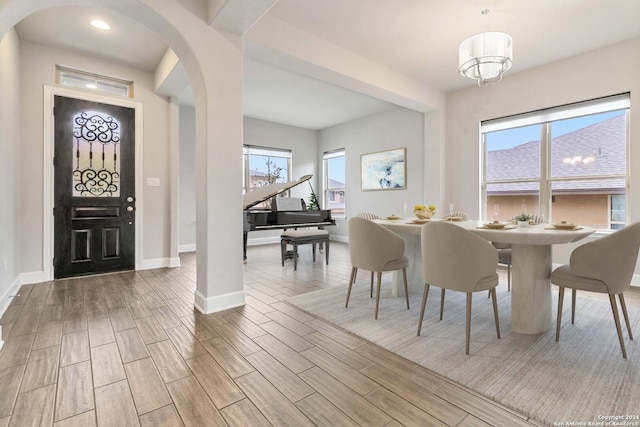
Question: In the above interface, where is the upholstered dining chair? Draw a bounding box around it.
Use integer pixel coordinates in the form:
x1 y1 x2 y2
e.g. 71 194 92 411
444 211 470 220
346 216 409 319
354 212 381 296
551 221 640 358
356 211 380 220
418 221 500 355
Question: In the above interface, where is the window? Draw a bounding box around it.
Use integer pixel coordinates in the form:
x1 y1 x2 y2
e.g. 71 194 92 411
57 66 133 98
243 146 291 207
482 94 629 230
323 149 345 218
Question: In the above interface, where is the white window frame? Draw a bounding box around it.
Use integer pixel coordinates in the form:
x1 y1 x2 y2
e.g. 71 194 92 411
242 145 292 195
481 94 630 230
323 149 346 218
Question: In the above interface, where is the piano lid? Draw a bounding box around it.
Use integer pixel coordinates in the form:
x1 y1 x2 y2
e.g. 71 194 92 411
243 174 312 210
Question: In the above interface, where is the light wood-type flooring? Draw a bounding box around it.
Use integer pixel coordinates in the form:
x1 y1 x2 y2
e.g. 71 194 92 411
2 241 638 426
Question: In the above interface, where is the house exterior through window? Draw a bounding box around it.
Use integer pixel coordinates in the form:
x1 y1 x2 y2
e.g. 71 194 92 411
323 149 345 218
482 94 629 231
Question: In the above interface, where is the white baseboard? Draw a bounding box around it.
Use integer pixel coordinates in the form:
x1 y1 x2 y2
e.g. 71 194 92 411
194 289 245 314
169 257 181 268
247 237 280 246
0 274 21 323
20 271 45 285
141 258 174 270
330 235 348 243
178 244 196 253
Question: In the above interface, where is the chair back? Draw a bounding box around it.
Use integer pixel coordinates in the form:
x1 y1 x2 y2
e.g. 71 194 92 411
348 217 404 271
421 221 498 292
356 212 380 220
569 221 640 294
445 211 470 220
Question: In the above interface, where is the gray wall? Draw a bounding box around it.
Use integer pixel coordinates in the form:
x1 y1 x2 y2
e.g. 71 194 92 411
0 28 21 316
19 40 172 273
178 116 320 249
445 37 640 269
244 117 319 245
319 107 425 238
179 105 196 251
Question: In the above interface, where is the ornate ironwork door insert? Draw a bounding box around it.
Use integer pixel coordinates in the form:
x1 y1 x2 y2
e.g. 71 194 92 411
54 96 135 278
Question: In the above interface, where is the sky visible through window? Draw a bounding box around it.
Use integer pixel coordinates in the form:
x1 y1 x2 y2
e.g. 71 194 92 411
328 155 345 185
487 110 625 151
250 155 288 183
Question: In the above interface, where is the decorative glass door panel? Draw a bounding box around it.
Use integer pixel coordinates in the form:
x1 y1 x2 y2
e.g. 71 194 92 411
73 111 121 197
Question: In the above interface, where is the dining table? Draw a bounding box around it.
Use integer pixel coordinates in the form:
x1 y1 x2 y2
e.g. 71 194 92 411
373 218 595 334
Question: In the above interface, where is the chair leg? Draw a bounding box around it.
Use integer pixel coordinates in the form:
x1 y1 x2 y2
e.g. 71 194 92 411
325 240 330 265
571 289 576 324
345 267 357 307
370 272 374 298
374 271 382 319
293 243 298 271
439 288 445 320
609 294 627 359
312 243 316 262
280 239 286 267
402 268 410 310
465 293 472 355
490 288 500 339
507 264 511 292
417 284 430 336
619 293 633 340
556 286 565 342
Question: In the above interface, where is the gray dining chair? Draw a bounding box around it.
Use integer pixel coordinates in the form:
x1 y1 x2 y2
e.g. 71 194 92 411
355 212 382 296
551 221 640 358
346 216 409 319
444 211 470 220
418 221 500 355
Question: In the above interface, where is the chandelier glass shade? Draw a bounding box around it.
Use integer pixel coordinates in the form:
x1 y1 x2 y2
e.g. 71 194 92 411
459 31 513 86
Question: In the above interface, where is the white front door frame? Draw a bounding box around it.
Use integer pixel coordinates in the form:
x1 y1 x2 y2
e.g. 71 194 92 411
43 85 144 281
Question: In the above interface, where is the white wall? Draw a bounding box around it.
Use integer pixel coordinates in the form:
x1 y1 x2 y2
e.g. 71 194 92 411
179 105 196 251
243 117 319 245
0 28 21 334
445 37 640 269
19 40 172 274
319 107 425 238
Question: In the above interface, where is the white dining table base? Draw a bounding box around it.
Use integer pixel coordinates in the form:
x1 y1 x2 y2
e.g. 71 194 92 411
510 244 552 334
391 234 424 297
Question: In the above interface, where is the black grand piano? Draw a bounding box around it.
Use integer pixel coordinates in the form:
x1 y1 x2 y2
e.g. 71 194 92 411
243 174 335 262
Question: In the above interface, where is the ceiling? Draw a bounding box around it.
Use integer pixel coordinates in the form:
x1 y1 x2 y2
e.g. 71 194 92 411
14 1 640 130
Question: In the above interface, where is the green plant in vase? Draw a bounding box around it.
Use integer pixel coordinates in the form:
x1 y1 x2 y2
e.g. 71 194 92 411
307 193 319 210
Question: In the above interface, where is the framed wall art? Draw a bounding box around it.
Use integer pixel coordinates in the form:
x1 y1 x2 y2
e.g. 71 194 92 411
360 147 406 191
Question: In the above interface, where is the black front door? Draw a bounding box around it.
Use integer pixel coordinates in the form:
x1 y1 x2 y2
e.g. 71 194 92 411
54 96 136 279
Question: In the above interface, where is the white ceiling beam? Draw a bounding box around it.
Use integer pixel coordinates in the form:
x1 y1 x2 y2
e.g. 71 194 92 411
208 0 279 35
244 15 445 113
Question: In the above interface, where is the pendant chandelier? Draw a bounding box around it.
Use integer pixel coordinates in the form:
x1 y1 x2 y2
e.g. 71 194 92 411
459 10 513 86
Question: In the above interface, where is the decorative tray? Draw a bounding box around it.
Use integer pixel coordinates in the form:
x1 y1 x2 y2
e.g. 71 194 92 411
550 223 579 230
410 219 430 224
386 215 401 220
546 224 583 231
483 222 508 229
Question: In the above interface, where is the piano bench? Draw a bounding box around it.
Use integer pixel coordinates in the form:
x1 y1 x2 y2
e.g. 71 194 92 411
280 230 330 271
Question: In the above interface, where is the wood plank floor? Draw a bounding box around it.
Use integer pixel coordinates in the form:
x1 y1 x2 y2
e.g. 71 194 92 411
2 242 637 426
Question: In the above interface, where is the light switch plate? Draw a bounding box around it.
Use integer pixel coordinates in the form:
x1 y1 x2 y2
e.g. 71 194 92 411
147 177 160 187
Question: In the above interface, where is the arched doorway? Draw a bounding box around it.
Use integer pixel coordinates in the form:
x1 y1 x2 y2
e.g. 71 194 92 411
0 0 245 313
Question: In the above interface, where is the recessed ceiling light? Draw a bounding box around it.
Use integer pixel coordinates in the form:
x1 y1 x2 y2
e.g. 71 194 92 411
90 19 110 30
